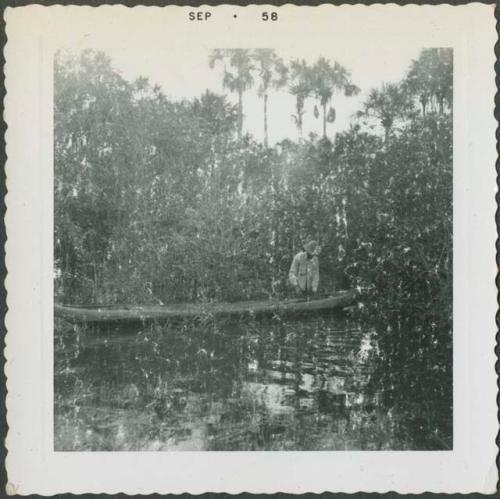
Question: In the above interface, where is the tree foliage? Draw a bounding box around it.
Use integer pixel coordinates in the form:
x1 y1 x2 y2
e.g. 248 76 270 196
310 57 360 138
209 49 255 138
405 48 453 116
288 59 312 137
361 83 414 144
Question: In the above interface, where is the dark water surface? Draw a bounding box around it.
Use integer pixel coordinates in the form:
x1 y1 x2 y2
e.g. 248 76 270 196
54 312 399 451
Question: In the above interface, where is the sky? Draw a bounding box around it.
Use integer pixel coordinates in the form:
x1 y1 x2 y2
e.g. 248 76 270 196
49 5 457 144
70 44 423 145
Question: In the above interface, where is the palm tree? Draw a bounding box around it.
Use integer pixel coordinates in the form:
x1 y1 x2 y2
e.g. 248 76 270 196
288 59 312 138
310 57 359 139
209 49 255 139
362 83 413 144
253 49 288 147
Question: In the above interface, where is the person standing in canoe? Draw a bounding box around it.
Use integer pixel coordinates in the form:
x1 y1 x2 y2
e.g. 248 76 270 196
289 240 320 297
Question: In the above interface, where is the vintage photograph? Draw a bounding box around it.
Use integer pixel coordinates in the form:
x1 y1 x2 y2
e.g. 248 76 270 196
5 3 497 493
54 44 453 451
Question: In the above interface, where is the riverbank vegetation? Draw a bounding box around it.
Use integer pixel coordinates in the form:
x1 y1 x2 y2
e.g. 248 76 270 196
55 47 452 449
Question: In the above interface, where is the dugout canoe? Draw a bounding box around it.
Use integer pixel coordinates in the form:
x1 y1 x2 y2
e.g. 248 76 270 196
54 289 358 325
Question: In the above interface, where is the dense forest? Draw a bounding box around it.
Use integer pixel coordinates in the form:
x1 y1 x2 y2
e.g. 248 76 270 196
55 47 452 448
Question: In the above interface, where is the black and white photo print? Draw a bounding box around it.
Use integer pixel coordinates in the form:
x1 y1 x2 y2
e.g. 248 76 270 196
5 4 497 495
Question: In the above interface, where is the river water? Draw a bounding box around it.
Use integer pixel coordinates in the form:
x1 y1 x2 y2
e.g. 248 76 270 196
54 311 395 451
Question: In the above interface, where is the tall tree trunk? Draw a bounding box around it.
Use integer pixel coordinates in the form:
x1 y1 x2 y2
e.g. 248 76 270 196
322 102 327 138
421 95 427 117
237 90 243 139
270 161 280 294
297 117 303 138
384 126 390 145
263 93 269 148
296 98 303 138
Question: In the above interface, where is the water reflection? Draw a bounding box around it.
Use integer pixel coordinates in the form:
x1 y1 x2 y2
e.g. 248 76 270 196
55 312 387 451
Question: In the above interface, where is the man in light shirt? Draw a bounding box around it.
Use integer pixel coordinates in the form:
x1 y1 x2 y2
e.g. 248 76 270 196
288 240 320 298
